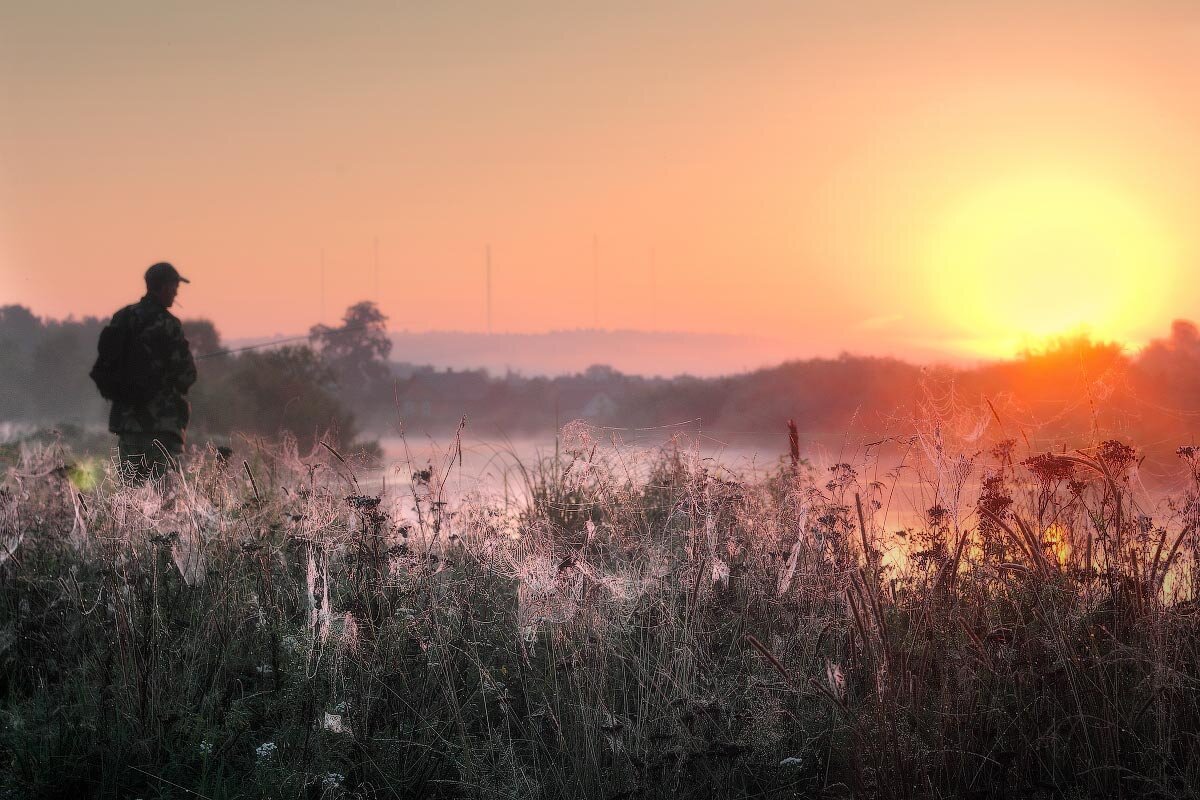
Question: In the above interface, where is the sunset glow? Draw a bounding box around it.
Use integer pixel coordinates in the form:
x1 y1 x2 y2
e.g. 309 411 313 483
924 173 1179 358
3 3 1200 366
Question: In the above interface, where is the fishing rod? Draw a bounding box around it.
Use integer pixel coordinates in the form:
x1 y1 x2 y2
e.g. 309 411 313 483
195 322 384 360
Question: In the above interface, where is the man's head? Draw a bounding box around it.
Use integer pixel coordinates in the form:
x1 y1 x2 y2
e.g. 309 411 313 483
144 262 190 308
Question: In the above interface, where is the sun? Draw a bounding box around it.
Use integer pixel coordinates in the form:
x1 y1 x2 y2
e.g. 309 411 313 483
924 172 1178 358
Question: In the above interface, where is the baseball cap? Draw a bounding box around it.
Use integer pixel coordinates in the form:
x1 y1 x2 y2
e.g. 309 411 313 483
144 262 190 286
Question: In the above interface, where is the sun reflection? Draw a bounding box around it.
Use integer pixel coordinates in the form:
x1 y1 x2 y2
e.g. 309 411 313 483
1043 523 1072 569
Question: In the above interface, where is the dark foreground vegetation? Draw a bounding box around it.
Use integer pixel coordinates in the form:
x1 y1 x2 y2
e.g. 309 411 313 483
2 420 1198 799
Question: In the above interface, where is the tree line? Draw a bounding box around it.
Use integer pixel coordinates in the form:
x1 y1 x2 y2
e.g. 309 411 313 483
0 302 390 457
4 301 1200 469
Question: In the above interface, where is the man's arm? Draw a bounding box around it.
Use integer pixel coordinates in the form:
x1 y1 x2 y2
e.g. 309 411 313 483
150 314 197 394
170 318 198 393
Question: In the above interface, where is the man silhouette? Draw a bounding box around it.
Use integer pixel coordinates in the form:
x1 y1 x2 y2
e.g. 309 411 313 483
99 262 197 482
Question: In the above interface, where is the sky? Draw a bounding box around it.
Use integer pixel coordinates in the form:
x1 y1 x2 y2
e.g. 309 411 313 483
3 1 1200 363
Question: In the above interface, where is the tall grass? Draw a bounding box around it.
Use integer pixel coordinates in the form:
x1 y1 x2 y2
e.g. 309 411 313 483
1 420 1198 799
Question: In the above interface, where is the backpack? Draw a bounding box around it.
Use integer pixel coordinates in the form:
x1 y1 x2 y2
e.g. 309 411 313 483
90 307 157 405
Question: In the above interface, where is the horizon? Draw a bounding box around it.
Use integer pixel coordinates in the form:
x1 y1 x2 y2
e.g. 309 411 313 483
217 316 1184 380
5 295 1178 378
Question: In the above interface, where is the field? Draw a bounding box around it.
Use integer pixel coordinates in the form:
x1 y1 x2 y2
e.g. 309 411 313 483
2 420 1199 799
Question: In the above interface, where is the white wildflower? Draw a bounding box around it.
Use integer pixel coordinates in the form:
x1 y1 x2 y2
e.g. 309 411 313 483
321 712 350 735
255 741 278 761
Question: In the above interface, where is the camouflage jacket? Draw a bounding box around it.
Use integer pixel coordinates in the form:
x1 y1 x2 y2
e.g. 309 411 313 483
106 294 197 437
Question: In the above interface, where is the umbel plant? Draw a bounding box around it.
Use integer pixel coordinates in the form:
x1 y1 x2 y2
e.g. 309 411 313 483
0 417 1197 799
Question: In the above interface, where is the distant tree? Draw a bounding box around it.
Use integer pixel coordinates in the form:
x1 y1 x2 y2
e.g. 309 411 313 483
309 301 391 385
1140 320 1200 365
0 305 39 418
0 305 40 358
29 324 102 422
183 319 222 358
209 345 363 454
182 319 231 436
0 308 107 424
309 301 393 421
584 364 619 381
1134 319 1200 410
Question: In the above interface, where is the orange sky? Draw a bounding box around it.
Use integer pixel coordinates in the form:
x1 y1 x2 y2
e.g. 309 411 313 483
3 2 1199 362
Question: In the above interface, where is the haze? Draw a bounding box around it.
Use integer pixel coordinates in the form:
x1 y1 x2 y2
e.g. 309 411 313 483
4 1 1200 364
